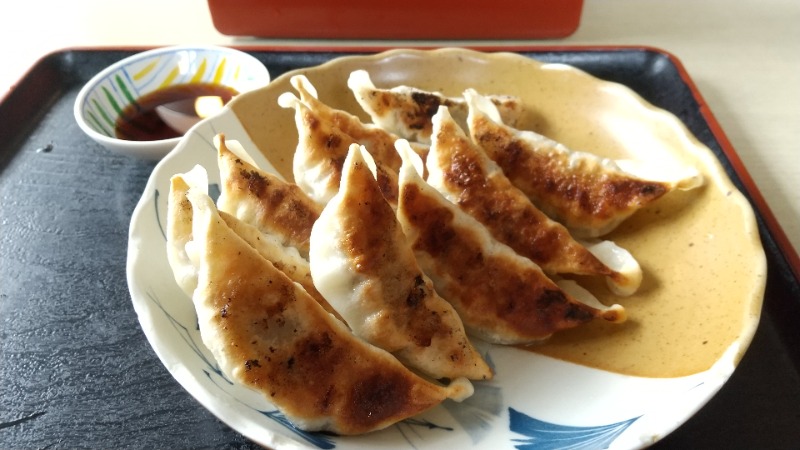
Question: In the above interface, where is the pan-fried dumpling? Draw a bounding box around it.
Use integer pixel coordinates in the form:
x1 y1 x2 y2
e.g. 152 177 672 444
179 179 473 435
215 134 322 258
395 140 625 345
425 105 641 296
347 69 523 144
219 206 344 322
166 165 209 296
465 89 703 238
310 143 492 380
168 162 342 320
277 74 427 205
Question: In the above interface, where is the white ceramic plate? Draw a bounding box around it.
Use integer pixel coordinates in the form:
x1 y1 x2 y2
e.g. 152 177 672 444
127 48 765 450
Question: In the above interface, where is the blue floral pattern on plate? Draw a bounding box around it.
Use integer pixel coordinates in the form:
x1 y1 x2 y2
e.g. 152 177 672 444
509 408 640 450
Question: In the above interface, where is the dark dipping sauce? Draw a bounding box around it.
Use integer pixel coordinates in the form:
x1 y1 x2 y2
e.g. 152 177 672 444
114 83 238 141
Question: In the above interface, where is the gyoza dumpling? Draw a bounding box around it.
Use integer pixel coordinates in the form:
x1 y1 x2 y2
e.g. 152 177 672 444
215 134 322 258
218 204 344 322
179 179 473 435
168 162 342 320
425 105 641 296
277 74 427 205
465 89 703 238
395 140 625 345
310 143 492 381
347 69 523 144
166 165 209 295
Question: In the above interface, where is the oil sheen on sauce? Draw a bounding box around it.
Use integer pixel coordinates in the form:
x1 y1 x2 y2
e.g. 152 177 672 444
115 83 238 141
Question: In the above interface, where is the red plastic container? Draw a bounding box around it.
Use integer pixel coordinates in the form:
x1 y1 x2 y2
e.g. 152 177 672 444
207 0 584 39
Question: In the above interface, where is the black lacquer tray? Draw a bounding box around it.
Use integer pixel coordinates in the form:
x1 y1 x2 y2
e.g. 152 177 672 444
1 47 798 449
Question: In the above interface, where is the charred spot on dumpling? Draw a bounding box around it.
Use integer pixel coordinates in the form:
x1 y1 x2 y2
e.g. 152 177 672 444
304 111 320 130
473 117 514 148
640 184 661 195
284 331 343 379
405 275 427 308
324 132 342 150
266 186 287 207
376 91 391 109
536 288 569 309
605 178 669 207
490 279 596 337
305 331 335 353
345 371 413 429
239 169 270 197
286 198 317 222
563 302 598 323
244 359 261 371
410 92 444 125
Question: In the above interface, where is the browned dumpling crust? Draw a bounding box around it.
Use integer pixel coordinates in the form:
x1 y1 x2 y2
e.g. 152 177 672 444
310 144 492 380
218 209 344 322
278 75 428 205
395 142 625 345
182 185 471 435
466 90 680 238
168 160 343 321
348 69 523 144
426 106 640 294
216 134 322 257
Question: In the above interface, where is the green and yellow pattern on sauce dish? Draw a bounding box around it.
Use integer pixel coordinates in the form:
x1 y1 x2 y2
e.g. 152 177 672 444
80 46 267 138
74 45 269 161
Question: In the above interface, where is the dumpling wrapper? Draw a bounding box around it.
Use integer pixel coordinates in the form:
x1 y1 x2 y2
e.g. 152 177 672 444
218 203 344 322
167 163 343 322
215 133 322 258
347 69 524 145
166 164 209 296
278 74 427 206
425 105 641 296
395 140 625 345
465 89 703 238
310 143 492 381
179 180 473 435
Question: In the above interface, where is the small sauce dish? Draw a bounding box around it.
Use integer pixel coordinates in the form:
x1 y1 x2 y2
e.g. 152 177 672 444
74 45 270 160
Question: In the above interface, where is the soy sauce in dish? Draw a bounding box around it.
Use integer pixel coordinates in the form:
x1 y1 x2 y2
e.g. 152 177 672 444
114 83 238 141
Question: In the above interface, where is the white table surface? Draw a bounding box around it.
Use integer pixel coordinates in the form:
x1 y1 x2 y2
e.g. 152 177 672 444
2 0 798 258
